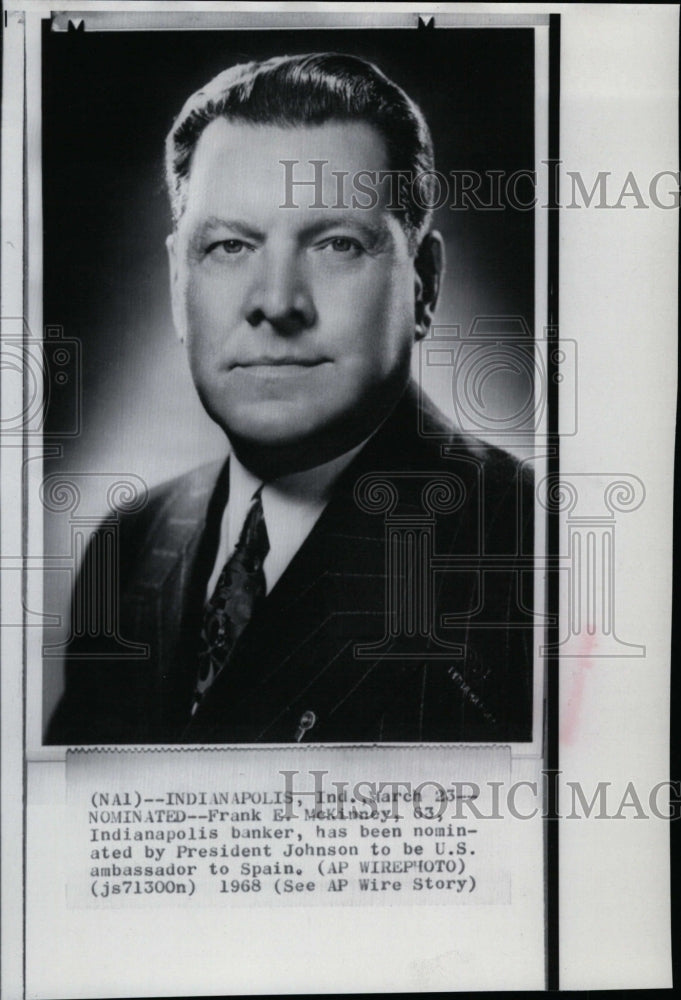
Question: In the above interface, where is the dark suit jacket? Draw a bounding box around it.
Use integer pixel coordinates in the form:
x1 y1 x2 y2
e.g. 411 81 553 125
46 384 535 745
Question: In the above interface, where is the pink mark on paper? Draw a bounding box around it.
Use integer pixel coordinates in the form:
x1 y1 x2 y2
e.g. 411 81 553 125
560 634 598 746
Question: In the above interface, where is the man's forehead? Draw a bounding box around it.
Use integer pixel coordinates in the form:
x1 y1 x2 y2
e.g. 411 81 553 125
190 116 390 173
182 116 395 221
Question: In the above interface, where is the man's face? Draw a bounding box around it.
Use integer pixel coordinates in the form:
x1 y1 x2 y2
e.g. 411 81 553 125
168 118 438 472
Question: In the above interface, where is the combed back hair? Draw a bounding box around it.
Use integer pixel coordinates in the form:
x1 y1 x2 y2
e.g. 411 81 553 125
165 52 435 250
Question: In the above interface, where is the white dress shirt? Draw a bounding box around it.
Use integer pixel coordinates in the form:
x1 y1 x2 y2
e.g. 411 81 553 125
205 442 367 599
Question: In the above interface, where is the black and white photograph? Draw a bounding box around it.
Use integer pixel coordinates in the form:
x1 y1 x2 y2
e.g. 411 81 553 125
40 25 543 747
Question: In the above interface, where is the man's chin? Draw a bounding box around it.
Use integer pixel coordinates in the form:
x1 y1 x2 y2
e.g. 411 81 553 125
206 385 404 476
217 414 365 479
218 411 322 449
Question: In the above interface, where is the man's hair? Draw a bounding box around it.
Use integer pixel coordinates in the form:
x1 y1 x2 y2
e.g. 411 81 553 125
165 52 435 250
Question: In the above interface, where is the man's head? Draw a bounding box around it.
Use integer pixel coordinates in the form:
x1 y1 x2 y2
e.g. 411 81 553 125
165 53 444 477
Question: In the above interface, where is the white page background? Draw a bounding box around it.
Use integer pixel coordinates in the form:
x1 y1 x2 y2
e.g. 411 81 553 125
0 2 677 996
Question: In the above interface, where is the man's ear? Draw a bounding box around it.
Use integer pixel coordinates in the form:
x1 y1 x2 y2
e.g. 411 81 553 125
413 230 445 341
166 233 186 344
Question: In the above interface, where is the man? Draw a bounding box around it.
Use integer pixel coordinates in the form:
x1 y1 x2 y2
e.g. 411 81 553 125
46 52 534 745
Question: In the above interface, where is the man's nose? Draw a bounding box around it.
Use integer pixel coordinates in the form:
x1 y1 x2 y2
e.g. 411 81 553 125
244 251 316 335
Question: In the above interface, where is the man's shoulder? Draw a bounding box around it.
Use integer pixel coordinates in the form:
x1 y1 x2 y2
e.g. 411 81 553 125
112 458 227 554
143 459 227 516
399 384 534 488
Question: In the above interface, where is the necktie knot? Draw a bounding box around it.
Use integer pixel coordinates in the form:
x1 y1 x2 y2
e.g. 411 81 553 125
236 492 269 572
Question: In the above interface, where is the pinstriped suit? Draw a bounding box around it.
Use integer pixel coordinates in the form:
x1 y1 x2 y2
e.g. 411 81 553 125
46 383 535 745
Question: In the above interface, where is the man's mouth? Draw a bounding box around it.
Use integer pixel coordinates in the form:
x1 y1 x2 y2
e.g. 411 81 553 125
230 358 331 376
232 357 330 368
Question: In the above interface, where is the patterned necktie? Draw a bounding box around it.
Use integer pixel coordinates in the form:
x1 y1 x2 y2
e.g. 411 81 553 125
191 490 269 715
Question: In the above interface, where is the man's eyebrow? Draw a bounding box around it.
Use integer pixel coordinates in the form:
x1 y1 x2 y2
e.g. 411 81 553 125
190 217 264 241
298 215 393 248
187 214 394 249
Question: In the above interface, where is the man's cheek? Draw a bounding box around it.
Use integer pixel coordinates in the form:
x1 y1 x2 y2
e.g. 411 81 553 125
188 283 225 324
185 290 228 346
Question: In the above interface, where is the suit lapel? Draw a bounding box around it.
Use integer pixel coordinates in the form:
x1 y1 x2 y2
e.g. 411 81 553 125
123 460 228 738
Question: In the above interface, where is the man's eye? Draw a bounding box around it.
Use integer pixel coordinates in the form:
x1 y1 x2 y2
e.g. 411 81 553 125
319 237 363 256
209 239 250 256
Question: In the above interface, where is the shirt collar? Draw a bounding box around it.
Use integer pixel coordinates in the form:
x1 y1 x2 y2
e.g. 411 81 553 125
221 439 367 595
